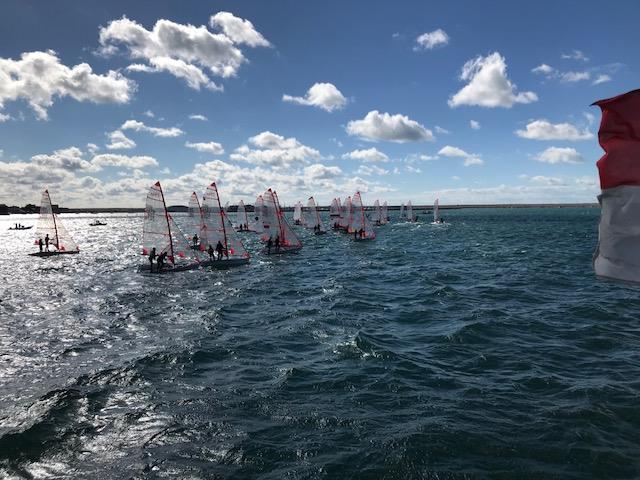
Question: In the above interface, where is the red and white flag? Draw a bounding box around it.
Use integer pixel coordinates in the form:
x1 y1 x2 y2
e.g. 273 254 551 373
593 89 640 282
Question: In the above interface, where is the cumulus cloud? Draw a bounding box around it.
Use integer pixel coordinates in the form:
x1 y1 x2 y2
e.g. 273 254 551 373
304 163 342 180
515 119 593 141
189 114 208 121
593 74 611 85
437 145 484 166
560 71 590 83
230 131 321 168
209 12 271 47
561 50 589 62
521 174 565 186
357 164 390 176
282 82 347 112
31 147 93 171
435 126 450 134
0 50 135 119
143 110 154 118
185 141 224 155
121 119 183 137
535 146 584 164
91 153 158 169
106 130 136 150
414 29 449 50
449 52 537 108
346 110 434 142
532 63 554 75
470 120 481 130
99 13 269 90
341 147 389 163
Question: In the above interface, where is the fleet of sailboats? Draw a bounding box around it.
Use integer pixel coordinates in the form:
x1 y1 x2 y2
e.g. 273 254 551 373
26 184 447 269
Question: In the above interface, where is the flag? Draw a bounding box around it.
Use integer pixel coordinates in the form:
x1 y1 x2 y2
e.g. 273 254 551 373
593 89 640 282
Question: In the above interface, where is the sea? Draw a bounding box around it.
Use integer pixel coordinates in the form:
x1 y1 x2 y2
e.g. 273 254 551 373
0 207 639 479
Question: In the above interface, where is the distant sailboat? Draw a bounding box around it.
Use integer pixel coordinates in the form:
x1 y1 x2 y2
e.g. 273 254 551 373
338 196 352 231
30 189 79 257
293 201 303 225
406 200 416 222
140 182 205 272
202 182 250 267
260 188 302 253
349 192 376 240
372 199 382 226
432 198 444 224
381 201 389 224
305 196 326 234
330 198 341 230
188 192 207 250
399 202 406 221
250 195 263 233
236 200 251 231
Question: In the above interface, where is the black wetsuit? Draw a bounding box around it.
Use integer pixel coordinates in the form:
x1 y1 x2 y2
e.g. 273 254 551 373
148 248 157 272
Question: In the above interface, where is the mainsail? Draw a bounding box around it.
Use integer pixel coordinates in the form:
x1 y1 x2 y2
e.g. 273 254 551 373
142 181 200 268
349 192 376 240
400 202 406 220
202 182 250 260
433 198 440 223
372 200 382 225
260 188 302 250
293 201 303 225
250 195 264 233
407 200 415 222
188 192 207 249
339 196 352 230
33 189 79 254
381 201 389 224
236 200 249 229
304 196 324 232
330 198 341 229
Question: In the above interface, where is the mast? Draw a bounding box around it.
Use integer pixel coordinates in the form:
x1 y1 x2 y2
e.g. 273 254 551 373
212 182 229 254
157 182 174 263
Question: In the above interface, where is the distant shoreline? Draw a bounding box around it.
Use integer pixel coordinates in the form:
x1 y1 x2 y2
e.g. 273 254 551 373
1 203 599 215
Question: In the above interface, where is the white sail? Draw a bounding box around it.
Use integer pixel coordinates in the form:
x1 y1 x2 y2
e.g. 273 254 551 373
249 195 263 233
202 182 250 260
407 200 415 222
188 192 207 249
433 198 440 223
339 196 352 230
293 201 303 225
349 192 376 240
400 202 406 220
381 201 389 224
33 189 79 254
304 196 324 232
142 181 201 268
260 189 302 250
330 198 341 229
372 200 382 225
236 200 250 230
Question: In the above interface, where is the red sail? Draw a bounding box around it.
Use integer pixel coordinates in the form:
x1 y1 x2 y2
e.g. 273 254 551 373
593 89 640 189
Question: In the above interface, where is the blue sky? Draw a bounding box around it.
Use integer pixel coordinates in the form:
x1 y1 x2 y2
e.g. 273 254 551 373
0 0 638 207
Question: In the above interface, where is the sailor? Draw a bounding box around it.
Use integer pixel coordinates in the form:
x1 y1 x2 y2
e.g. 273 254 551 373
192 233 199 248
148 247 157 272
274 235 280 253
208 244 214 260
38 238 43 253
44 234 50 252
216 240 224 260
267 236 273 255
156 251 164 273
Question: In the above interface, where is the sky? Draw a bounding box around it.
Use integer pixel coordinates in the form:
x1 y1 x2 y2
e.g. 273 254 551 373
0 0 638 207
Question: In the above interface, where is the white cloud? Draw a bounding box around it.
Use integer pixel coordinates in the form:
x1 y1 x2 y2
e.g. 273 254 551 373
31 147 93 171
575 176 597 186
452 175 461 181
356 164 390 176
529 175 565 186
189 114 208 121
120 119 184 137
0 50 135 119
106 130 136 150
532 63 554 75
342 147 389 163
435 125 450 134
209 11 271 47
593 74 611 85
346 110 434 142
449 52 537 108
304 163 342 180
470 120 481 130
99 13 269 90
535 146 584 164
561 50 589 62
230 131 321 168
405 153 438 163
185 141 224 155
0 113 11 122
560 71 590 83
437 145 484 166
414 29 449 50
86 143 100 155
91 153 158 169
282 82 347 112
515 119 593 141
143 110 154 118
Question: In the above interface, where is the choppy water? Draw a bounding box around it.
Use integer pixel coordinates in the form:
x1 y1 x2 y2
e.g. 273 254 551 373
1 208 639 479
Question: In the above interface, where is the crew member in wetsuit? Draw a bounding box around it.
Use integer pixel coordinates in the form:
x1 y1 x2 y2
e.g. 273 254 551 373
267 236 273 255
148 247 157 272
44 234 50 252
208 244 214 260
192 233 199 248
156 251 165 273
274 235 280 253
359 228 365 239
38 238 43 253
215 240 224 260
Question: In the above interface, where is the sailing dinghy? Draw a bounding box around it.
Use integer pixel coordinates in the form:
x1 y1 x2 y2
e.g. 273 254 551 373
201 182 250 267
236 200 251 231
399 202 406 221
406 200 416 222
330 198 341 230
250 195 264 233
293 201 303 225
338 196 352 232
381 201 389 224
260 188 302 253
140 182 209 272
431 198 444 225
188 192 207 250
349 192 376 240
30 189 79 257
372 200 383 226
304 196 326 234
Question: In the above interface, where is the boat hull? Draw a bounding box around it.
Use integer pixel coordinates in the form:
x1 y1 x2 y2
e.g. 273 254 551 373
9 226 33 230
139 258 249 273
261 245 302 255
29 250 79 257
